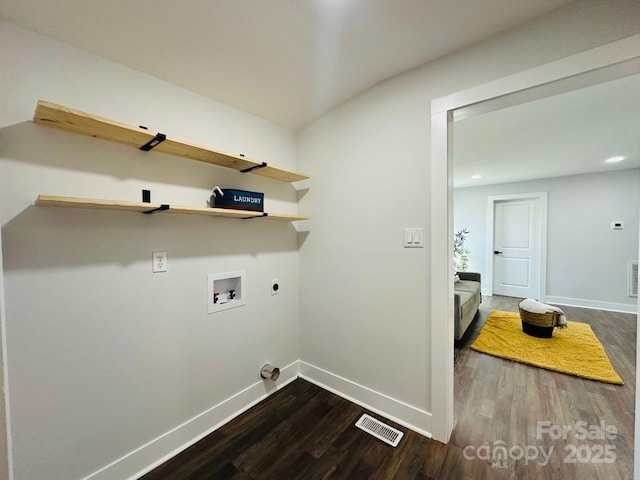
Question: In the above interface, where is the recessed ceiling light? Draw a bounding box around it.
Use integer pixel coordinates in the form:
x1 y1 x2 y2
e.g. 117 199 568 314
471 174 482 179
605 156 625 164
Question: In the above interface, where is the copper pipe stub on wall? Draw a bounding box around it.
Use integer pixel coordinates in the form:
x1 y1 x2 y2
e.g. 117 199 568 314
260 364 280 381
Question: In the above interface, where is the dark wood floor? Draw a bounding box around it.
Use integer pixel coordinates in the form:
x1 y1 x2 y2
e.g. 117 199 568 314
142 296 636 479
453 296 636 480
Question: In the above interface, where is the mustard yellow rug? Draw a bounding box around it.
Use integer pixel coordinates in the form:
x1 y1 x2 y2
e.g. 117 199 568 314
470 310 623 385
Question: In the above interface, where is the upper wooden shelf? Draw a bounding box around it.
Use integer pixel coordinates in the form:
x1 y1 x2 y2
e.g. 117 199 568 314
33 101 310 183
35 195 310 222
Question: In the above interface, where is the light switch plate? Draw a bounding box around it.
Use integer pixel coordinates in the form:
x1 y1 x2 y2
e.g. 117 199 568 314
404 228 424 248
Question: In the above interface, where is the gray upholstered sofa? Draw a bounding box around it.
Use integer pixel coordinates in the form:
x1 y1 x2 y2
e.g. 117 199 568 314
454 271 481 340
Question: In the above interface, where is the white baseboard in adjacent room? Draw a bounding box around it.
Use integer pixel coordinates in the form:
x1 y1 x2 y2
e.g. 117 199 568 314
298 361 432 439
544 295 638 314
82 361 299 480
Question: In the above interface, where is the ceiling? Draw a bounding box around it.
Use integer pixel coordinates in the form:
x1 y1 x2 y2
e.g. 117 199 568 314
453 73 640 188
0 0 572 130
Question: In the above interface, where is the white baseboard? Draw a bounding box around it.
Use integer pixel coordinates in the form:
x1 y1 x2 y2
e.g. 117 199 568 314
83 359 433 480
82 361 299 480
544 295 638 314
298 361 432 439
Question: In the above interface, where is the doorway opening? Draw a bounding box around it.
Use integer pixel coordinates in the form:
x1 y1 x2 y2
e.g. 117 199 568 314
430 34 640 444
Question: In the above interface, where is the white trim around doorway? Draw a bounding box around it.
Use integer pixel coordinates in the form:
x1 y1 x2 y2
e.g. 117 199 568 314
429 33 640 445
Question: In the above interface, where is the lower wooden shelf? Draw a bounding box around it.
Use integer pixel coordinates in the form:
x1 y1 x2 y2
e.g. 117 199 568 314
34 195 310 222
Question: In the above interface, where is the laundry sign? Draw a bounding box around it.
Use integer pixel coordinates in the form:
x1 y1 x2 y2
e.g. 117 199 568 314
213 188 264 212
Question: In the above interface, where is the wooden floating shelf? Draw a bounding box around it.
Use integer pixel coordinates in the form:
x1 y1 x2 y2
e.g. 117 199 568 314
33 100 310 183
35 195 310 222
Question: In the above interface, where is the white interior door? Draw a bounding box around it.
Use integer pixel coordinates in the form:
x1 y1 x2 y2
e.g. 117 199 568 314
493 198 540 299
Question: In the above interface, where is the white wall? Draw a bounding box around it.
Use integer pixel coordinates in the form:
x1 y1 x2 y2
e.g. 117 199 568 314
0 234 10 480
635 206 640 480
297 0 640 431
454 169 640 311
3 0 640 478
0 21 302 480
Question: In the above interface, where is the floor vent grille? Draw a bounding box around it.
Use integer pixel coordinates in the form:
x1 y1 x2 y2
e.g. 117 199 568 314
355 414 404 447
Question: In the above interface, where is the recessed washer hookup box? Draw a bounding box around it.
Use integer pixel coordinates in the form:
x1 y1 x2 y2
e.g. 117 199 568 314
214 188 264 212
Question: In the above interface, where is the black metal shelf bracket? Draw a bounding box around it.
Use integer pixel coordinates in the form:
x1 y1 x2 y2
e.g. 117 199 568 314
143 204 170 214
240 162 268 173
242 212 268 220
140 133 167 151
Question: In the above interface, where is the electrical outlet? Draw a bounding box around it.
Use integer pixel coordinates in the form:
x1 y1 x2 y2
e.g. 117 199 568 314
152 251 167 272
271 279 280 295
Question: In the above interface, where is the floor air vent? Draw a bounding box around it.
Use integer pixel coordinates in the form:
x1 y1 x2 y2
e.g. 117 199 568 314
355 414 404 447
